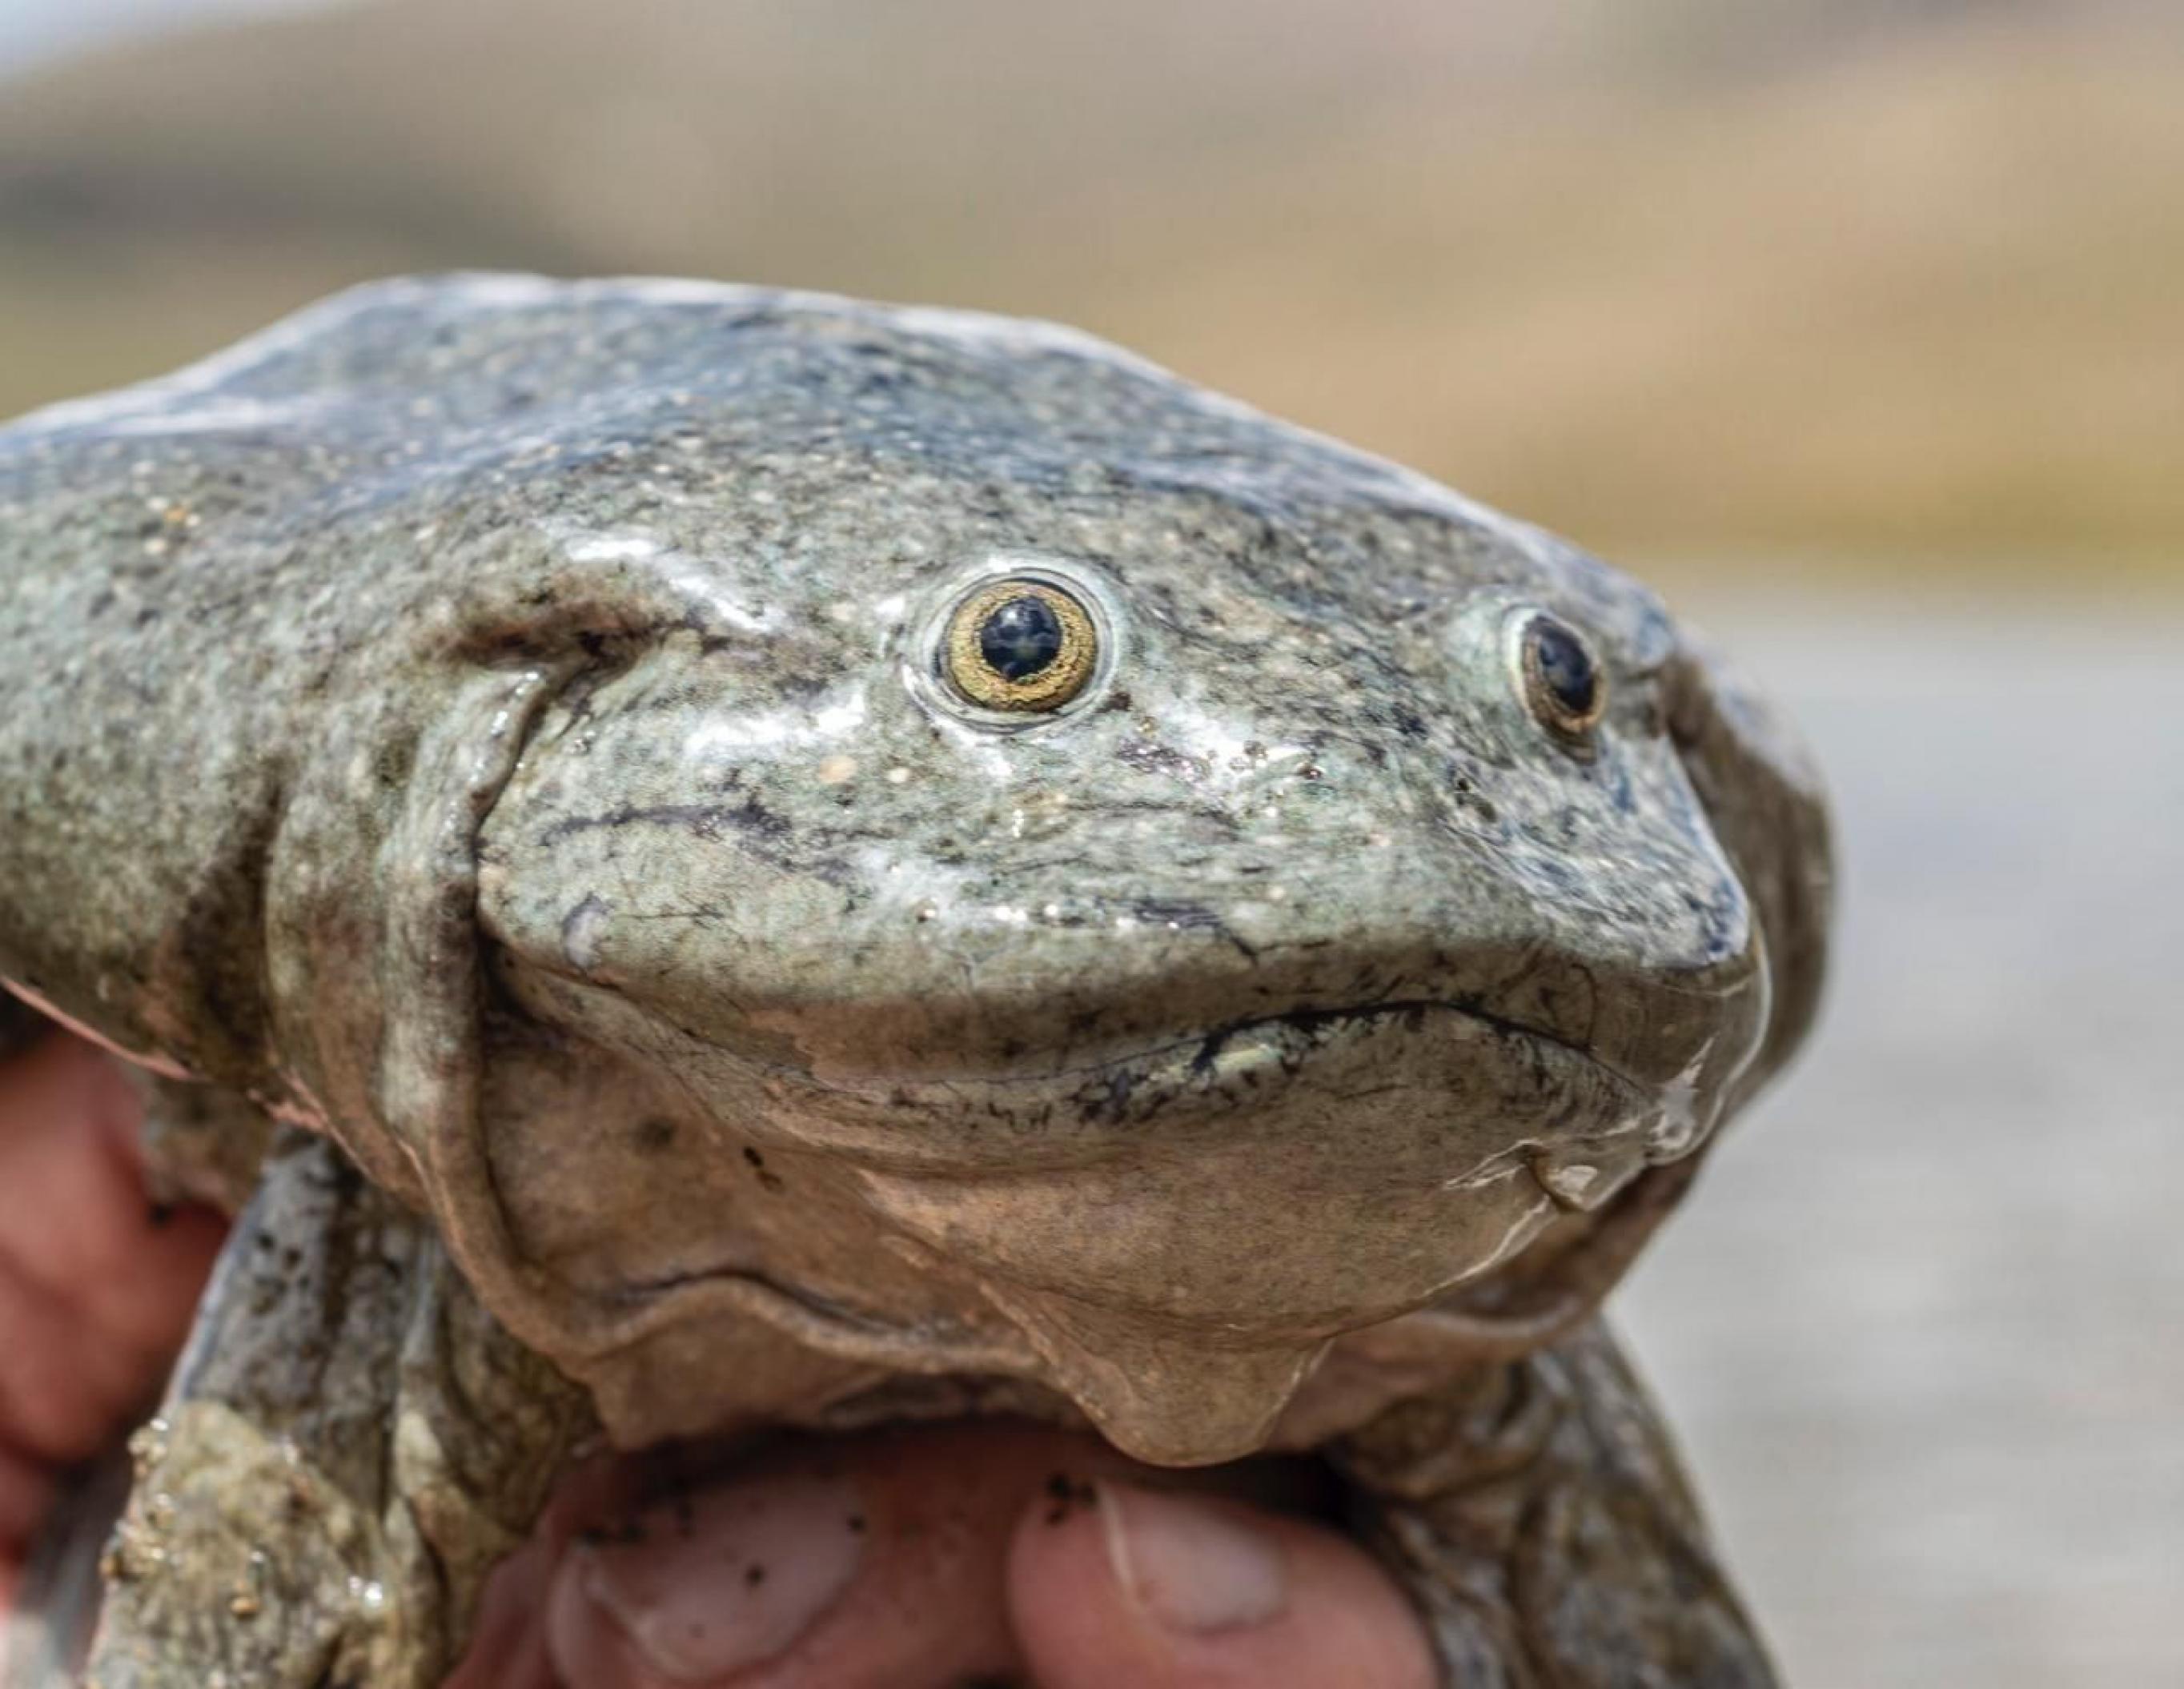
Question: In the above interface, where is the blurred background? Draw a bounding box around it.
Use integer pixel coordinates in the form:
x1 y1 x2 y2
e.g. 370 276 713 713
0 2 2177 1683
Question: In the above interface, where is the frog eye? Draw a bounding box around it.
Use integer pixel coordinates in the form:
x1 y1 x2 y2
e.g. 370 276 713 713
1517 612 1607 741
941 578 1100 712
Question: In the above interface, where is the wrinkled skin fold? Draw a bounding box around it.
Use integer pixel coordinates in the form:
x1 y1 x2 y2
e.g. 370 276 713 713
0 276 1831 1685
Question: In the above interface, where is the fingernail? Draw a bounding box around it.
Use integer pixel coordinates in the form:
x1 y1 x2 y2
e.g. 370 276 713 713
1098 1482 1288 1636
556 1470 865 1683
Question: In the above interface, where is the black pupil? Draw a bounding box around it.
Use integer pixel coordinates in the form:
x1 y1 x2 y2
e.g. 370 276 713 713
978 594 1065 681
1532 620 1598 720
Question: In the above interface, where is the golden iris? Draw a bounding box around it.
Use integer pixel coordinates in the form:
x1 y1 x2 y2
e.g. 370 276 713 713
942 580 1098 712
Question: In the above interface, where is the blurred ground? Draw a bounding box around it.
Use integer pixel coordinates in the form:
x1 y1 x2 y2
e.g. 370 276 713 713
0 0 2181 572
1623 593 2184 1688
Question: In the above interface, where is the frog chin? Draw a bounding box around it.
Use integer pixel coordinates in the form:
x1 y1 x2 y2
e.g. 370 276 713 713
559 1139 1594 1464
540 1145 1691 1466
560 1254 1376 1465
467 987 1726 1462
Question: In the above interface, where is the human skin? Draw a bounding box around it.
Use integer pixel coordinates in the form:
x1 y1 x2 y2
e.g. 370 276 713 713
0 1028 1436 1687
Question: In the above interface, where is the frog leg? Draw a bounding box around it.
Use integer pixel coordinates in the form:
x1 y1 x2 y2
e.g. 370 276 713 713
1332 1319 1779 1689
82 1129 592 1689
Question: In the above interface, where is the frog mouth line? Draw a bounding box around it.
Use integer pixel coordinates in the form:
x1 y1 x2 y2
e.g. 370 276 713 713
713 993 1641 1101
745 994 1656 1174
1189 997 1635 1091
509 945 1659 1165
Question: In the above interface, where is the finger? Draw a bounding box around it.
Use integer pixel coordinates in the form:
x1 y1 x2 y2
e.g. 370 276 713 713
513 1420 1365 1689
0 1267 174 1466
447 1446 644 1689
537 1422 1106 1688
442 1532 560 1689
0 1033 225 1470
1010 1480 1438 1689
0 1032 226 1354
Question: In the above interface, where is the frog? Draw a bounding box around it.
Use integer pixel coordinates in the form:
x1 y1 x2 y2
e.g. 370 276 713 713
0 275 1831 1687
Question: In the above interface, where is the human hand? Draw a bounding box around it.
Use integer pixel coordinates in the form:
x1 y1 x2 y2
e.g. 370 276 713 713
450 1418 1436 1687
0 1028 226 1617
0 1029 1435 1687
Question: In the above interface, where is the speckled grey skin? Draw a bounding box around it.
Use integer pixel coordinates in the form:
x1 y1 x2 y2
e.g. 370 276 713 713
0 277 1830 1687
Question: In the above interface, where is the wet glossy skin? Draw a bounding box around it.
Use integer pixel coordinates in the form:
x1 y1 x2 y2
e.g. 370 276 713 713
0 277 1830 1684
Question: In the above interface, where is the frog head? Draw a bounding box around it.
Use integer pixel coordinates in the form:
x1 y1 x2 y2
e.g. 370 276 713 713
269 282 1829 1462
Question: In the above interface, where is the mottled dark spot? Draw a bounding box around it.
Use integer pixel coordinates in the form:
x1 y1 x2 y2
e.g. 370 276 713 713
1451 772 1501 825
635 1118 678 1153
1134 899 1221 931
540 798 791 848
1077 1064 1140 1126
1132 899 1259 962
742 1145 786 1194
1042 1470 1094 1526
1115 740 1210 784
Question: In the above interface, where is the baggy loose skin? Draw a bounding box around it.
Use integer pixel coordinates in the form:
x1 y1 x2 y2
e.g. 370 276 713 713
0 276 1831 1685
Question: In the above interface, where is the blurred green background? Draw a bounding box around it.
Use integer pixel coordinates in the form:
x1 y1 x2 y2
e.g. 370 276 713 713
2 6 2178 1687
2 0 2180 584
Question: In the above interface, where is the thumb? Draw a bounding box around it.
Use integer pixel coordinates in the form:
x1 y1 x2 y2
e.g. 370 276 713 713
1007 1480 1436 1689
